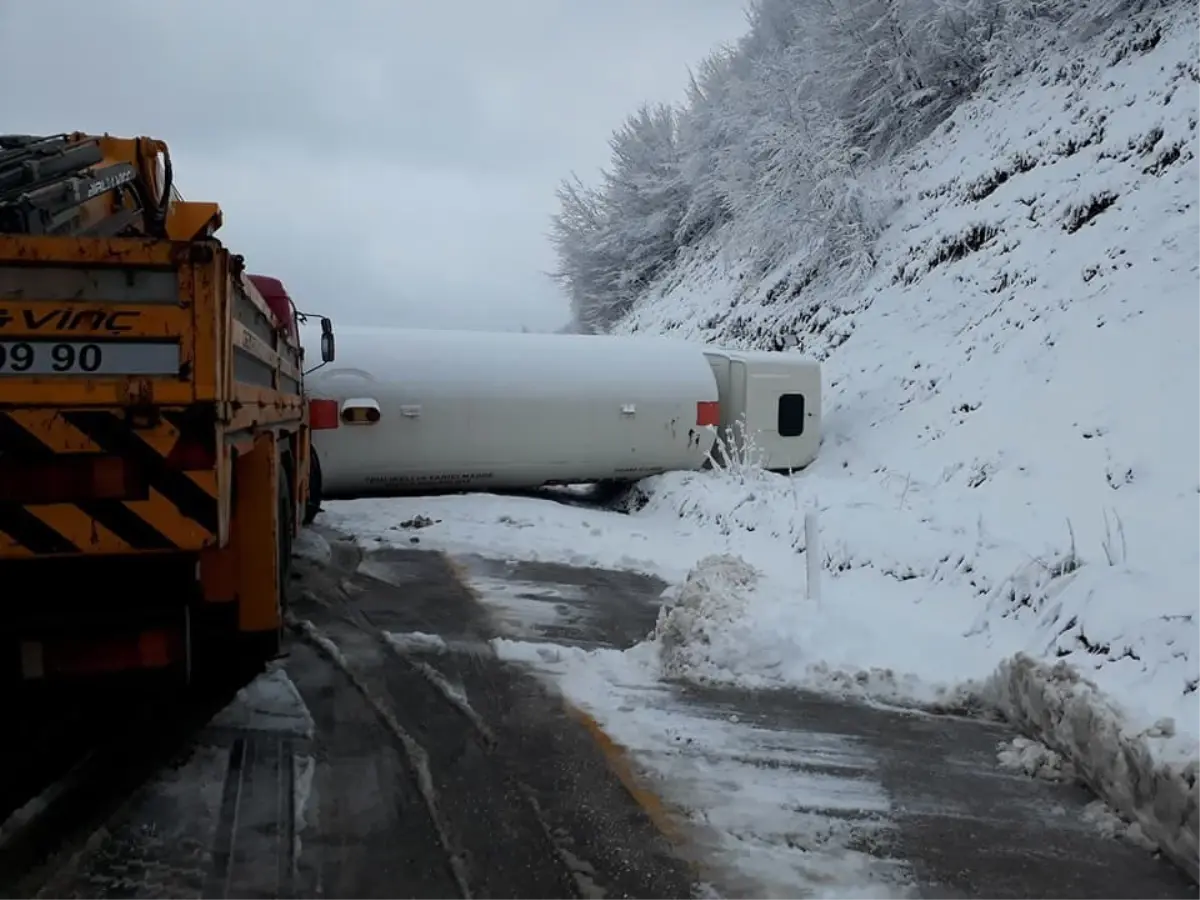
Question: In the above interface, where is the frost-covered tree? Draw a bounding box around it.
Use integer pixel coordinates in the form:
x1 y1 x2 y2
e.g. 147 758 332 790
551 0 1163 331
790 0 1002 157
674 49 740 247
551 104 689 331
600 104 689 298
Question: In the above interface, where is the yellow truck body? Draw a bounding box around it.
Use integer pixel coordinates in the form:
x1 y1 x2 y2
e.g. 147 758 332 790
0 133 332 685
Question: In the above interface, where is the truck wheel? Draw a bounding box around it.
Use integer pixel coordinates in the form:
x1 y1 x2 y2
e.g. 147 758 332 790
278 465 294 618
303 450 323 525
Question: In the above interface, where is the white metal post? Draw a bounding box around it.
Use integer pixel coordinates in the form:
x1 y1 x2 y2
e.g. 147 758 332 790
805 509 821 603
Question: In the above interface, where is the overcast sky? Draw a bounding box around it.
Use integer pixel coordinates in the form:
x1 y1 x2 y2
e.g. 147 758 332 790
0 1 747 332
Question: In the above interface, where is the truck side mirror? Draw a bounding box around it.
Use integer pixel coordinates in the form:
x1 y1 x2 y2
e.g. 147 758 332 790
320 317 335 363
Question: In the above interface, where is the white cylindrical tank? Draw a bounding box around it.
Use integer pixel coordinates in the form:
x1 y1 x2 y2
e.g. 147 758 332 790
305 327 720 497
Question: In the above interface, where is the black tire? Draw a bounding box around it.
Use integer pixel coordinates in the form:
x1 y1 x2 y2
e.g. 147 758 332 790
303 449 323 525
593 478 634 505
278 463 294 619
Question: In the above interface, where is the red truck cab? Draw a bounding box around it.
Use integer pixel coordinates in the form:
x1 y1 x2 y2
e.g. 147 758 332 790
247 274 298 339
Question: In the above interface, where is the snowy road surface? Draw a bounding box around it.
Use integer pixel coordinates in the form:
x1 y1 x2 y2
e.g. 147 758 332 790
1 528 1192 898
24 674 313 900
442 548 1193 899
0 536 691 900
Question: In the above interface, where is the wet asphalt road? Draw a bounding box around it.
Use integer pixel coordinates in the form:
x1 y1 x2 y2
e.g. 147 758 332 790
282 564 693 900
418 545 1197 899
1 524 1195 899
1 535 693 900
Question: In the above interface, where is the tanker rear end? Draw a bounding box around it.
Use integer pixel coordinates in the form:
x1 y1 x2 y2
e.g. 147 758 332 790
308 328 721 496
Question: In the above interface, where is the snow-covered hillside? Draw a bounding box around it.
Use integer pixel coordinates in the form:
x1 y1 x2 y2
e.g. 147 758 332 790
615 0 1198 699
598 0 1198 874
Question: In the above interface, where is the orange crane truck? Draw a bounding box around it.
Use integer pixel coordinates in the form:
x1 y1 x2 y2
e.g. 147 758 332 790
0 132 338 689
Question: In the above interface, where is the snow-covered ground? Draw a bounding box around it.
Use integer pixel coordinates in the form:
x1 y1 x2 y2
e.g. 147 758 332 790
491 637 915 899
321 0 1198 880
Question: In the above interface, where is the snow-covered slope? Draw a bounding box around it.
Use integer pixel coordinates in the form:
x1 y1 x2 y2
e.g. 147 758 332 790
607 0 1198 873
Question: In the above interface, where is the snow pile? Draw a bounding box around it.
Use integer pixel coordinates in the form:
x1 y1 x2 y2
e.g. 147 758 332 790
209 666 315 738
628 475 1012 700
995 736 1077 783
982 653 1198 879
648 549 990 710
385 631 450 655
1082 799 1158 852
654 554 762 681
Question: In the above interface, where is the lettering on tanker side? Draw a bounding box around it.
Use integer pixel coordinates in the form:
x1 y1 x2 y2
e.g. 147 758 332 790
0 307 141 334
364 472 495 486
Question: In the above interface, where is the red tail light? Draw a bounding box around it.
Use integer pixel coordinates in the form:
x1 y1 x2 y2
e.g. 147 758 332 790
309 398 340 431
166 436 217 470
23 628 181 679
696 401 721 427
0 455 146 504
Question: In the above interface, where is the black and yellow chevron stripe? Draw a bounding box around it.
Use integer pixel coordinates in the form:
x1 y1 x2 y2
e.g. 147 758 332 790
0 408 220 556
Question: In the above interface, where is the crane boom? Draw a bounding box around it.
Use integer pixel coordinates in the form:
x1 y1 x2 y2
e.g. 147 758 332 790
0 132 221 241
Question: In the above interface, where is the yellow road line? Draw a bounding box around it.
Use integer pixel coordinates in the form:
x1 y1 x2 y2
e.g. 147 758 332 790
440 550 687 850
564 702 684 845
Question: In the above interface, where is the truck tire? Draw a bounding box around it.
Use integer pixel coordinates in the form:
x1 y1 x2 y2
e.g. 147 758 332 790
278 464 294 618
303 450 323 525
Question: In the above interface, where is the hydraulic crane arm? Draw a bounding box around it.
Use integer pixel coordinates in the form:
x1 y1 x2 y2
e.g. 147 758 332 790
0 132 221 241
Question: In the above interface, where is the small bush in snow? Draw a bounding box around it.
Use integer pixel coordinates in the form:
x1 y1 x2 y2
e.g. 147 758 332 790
706 416 770 476
1100 507 1129 566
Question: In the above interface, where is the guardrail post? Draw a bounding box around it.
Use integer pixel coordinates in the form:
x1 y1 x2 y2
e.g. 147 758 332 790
805 509 821 604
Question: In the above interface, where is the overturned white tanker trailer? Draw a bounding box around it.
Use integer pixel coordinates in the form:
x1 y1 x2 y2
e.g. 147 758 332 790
303 327 721 499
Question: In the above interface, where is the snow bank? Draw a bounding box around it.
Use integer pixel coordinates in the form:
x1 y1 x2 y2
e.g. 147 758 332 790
995 735 1076 782
654 554 762 681
209 666 315 738
292 527 333 566
1082 798 1158 852
647 551 984 711
981 654 1199 881
634 470 1199 872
